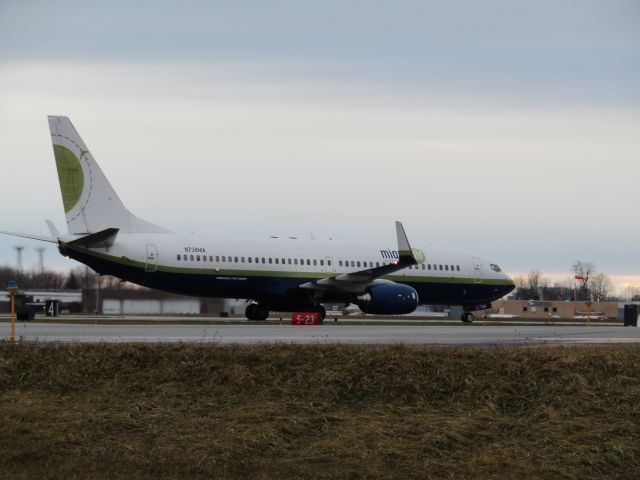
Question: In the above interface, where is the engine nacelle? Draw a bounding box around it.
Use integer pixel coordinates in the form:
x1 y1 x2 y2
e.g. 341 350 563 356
356 283 419 315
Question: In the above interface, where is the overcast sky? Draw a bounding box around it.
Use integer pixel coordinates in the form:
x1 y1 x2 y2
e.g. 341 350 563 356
0 1 638 290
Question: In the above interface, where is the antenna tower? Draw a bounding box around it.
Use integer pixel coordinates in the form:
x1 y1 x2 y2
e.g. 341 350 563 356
14 246 24 271
36 246 46 273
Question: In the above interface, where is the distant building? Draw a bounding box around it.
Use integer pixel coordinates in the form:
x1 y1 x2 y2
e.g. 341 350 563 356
82 289 226 315
491 300 619 319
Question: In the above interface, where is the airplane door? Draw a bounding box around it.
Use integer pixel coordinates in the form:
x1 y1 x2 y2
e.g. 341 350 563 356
472 257 482 284
324 257 334 273
145 245 158 272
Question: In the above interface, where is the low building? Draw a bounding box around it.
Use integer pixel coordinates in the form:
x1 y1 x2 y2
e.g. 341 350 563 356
82 289 225 315
491 299 619 319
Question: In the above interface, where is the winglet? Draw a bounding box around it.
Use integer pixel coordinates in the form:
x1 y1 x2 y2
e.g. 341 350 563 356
395 221 417 265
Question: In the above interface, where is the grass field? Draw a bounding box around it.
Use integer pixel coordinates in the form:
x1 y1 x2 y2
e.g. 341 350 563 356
1 343 639 479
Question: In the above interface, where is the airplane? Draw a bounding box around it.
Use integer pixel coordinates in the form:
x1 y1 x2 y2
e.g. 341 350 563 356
0 116 515 322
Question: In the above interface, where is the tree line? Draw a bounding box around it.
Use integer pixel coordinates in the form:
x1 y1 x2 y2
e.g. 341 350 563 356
513 269 640 302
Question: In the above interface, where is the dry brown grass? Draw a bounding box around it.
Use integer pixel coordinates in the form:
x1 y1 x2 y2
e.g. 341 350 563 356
0 343 639 479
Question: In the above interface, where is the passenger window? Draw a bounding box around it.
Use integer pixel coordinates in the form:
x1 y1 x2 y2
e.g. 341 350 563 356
457 265 460 271
294 259 298 265
216 256 220 262
248 257 252 263
288 259 292 264
282 258 285 264
196 255 200 261
328 260 332 266
351 261 355 267
445 265 449 271
306 259 311 265
269 258 273 264
439 265 443 270
275 258 279 264
177 254 181 261
190 255 194 261
234 256 238 262
241 257 245 262
313 259 317 266
339 260 343 266
320 259 324 266
376 262 380 267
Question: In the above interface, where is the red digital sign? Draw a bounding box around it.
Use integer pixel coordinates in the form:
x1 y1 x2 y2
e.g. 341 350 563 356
291 312 320 325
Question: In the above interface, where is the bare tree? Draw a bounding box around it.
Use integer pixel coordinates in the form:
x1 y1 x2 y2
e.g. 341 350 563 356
526 270 542 293
572 261 595 301
514 270 548 300
589 273 613 302
622 285 640 302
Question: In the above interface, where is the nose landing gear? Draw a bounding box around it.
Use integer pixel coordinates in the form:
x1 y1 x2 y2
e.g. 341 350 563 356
461 311 475 323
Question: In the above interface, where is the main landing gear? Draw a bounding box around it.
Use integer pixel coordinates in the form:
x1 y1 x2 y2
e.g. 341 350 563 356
461 311 475 323
244 304 327 323
314 305 327 324
245 303 269 321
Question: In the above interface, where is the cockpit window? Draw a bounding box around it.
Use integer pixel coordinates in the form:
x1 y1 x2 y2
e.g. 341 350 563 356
490 264 502 272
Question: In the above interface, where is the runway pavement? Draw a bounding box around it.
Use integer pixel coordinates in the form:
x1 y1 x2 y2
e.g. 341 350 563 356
4 322 640 345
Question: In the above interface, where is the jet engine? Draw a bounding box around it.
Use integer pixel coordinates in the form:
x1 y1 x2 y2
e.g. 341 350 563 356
356 283 419 315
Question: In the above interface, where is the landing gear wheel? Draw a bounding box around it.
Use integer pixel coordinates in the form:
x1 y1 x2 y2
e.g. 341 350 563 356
255 305 270 321
461 312 475 323
245 304 258 321
246 303 269 321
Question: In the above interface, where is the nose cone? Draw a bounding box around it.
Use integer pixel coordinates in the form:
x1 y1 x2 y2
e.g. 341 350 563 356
505 273 516 294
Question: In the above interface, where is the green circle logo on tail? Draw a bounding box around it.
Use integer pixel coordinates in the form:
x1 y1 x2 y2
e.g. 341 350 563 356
53 145 84 213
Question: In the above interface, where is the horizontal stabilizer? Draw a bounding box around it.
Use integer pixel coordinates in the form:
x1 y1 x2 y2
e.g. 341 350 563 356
67 228 119 248
0 230 57 243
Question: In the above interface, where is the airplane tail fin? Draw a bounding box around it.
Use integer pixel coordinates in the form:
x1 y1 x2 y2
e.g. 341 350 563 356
47 116 171 235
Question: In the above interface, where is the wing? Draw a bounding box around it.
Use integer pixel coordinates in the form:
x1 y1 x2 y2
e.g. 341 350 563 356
299 221 418 294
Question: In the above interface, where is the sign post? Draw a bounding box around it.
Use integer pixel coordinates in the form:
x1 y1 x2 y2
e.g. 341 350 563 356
7 281 17 342
585 301 592 326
